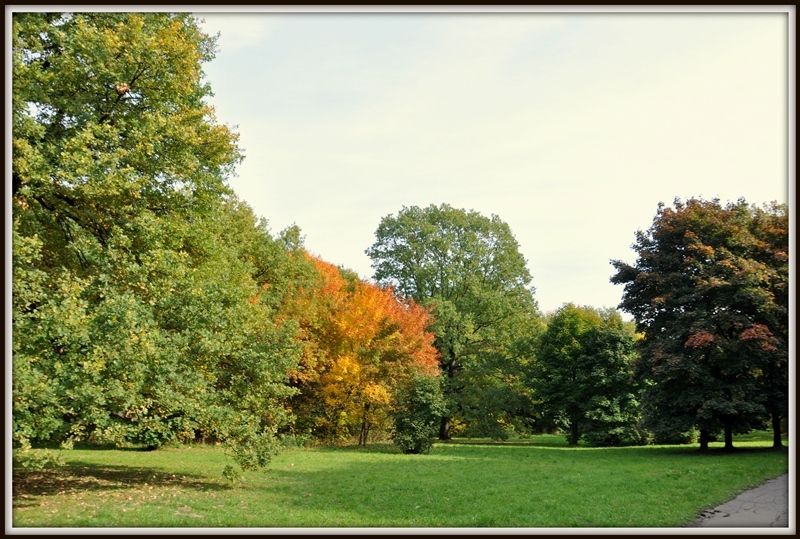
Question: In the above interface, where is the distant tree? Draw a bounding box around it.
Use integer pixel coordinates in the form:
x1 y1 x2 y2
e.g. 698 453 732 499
532 304 642 446
611 198 788 450
366 203 542 440
579 317 645 447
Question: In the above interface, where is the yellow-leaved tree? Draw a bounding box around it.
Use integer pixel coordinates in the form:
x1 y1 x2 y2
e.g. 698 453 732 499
274 255 439 445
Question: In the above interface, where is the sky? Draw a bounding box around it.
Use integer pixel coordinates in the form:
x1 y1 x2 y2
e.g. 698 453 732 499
194 8 790 316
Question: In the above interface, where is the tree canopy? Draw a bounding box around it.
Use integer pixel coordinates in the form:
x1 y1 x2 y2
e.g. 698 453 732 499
11 12 307 474
276 255 440 445
532 304 642 446
366 203 542 439
611 198 788 450
13 12 786 467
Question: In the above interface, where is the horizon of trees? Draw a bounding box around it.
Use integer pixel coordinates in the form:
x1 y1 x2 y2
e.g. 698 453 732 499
12 13 788 475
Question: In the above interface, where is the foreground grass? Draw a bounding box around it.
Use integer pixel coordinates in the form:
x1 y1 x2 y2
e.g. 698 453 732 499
12 432 788 528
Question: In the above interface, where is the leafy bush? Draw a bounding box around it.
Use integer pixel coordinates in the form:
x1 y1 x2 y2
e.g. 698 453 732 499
581 394 648 447
392 374 446 454
460 414 515 441
582 423 648 447
649 423 699 445
279 432 313 449
13 440 66 470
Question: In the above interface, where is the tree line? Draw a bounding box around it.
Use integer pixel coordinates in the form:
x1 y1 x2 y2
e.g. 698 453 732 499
12 13 788 474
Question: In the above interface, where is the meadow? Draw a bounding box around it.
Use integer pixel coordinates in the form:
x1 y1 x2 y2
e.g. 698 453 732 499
12 432 788 528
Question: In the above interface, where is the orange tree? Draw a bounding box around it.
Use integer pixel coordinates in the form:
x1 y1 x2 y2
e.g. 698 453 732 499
273 255 439 444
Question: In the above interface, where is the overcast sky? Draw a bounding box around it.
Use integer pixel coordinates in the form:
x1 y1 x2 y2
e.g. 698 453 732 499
195 8 789 315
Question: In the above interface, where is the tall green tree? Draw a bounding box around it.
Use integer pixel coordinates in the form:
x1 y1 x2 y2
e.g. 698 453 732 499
366 203 542 439
12 12 304 473
611 198 788 450
532 304 642 446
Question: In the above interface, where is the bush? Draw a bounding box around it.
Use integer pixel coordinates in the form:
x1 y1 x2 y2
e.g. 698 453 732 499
392 374 446 454
582 423 648 447
13 439 66 470
652 426 698 445
460 415 514 441
581 395 648 447
279 432 313 449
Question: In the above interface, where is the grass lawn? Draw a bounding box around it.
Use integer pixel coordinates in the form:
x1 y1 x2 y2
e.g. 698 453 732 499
12 431 788 528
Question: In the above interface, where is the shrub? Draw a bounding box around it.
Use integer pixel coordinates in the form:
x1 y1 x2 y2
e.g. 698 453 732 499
13 440 66 470
581 395 648 447
392 374 446 454
652 426 698 445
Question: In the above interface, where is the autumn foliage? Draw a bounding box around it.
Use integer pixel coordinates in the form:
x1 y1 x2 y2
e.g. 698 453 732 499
612 198 788 449
275 254 439 444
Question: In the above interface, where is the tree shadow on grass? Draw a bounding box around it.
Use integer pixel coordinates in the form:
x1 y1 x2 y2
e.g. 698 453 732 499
311 443 401 455
30 441 183 451
443 439 563 447
13 462 231 505
650 445 789 458
310 439 573 454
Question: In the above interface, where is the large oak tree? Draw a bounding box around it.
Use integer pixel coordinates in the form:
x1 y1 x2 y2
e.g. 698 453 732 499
366 203 542 439
12 12 305 474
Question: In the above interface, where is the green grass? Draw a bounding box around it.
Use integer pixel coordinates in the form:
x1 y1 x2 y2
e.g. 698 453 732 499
12 431 788 528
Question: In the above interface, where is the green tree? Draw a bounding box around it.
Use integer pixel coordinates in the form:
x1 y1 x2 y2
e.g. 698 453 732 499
12 12 304 473
532 304 642 446
366 204 542 440
579 317 645 447
611 198 788 450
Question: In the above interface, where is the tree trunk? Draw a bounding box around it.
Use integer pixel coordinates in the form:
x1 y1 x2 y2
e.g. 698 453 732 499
438 352 455 441
569 420 579 446
359 420 367 447
699 428 709 451
723 421 734 451
359 404 371 446
439 416 451 441
772 411 783 448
